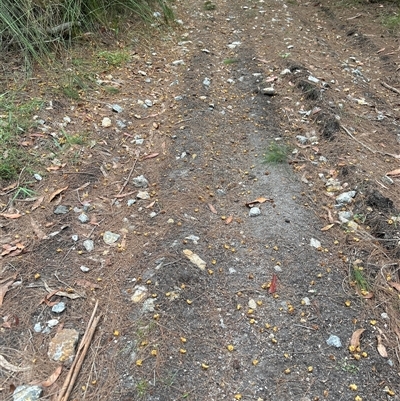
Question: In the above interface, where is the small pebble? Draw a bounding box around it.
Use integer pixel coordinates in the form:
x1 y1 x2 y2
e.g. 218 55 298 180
80 265 90 273
112 104 123 113
78 213 89 223
33 174 42 181
52 302 66 314
249 207 261 217
54 205 69 215
127 199 136 206
102 117 112 127
326 334 342 348
83 239 94 252
71 235 79 241
34 323 42 333
47 319 59 328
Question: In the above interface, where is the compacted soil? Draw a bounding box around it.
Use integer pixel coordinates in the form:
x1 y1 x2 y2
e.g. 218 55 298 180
1 0 400 400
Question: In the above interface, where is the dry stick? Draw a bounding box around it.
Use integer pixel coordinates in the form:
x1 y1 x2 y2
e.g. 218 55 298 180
57 301 100 401
341 125 400 159
381 81 400 96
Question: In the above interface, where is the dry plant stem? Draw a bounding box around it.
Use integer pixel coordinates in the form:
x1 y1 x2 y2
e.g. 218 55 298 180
381 81 400 95
57 301 100 401
341 125 400 159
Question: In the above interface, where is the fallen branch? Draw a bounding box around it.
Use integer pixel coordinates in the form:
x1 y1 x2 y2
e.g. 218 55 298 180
341 125 400 159
57 301 100 401
381 81 400 95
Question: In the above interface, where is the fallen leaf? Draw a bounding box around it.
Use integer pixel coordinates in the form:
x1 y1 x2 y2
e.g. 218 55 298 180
321 224 334 231
389 281 400 292
145 201 155 209
350 328 365 347
269 274 278 294
48 186 68 202
386 169 400 177
183 249 206 270
142 153 159 160
246 197 271 207
74 182 90 191
1 182 18 192
0 213 21 219
0 355 30 372
43 282 82 299
0 275 17 306
31 196 44 211
377 335 388 358
41 365 62 387
208 203 217 214
30 218 48 240
322 206 334 223
75 279 101 290
226 215 233 225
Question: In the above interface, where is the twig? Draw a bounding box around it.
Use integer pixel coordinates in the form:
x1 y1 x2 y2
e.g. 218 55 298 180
381 81 400 95
57 301 100 401
112 151 140 205
341 125 400 159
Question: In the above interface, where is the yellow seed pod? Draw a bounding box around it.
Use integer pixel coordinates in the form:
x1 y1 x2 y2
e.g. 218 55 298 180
252 359 259 366
151 349 157 356
180 349 187 354
353 354 361 361
208 269 214 275
349 384 358 391
186 299 193 305
247 309 254 315
354 396 362 401
284 368 291 374
345 300 351 307
307 366 313 372
249 319 255 324
201 363 209 370
361 352 368 358
153 313 160 320
227 345 234 352
34 273 41 280
141 340 148 347
237 304 242 310
370 320 377 325
348 345 356 353
257 300 263 306
284 353 289 358
113 330 120 336
234 395 242 400
136 359 143 367
265 323 271 329
271 338 277 344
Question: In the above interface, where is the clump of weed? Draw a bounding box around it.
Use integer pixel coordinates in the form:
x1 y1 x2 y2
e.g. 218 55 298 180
223 58 238 65
382 13 400 32
204 0 216 10
264 142 290 164
98 50 130 67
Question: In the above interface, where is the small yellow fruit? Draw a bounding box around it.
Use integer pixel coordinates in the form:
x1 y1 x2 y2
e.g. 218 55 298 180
345 300 351 307
113 330 120 336
227 345 234 351
136 359 143 366
349 384 358 391
180 337 187 343
348 345 356 353
186 299 193 305
252 359 259 366
151 349 157 356
201 363 209 370
307 366 313 372
180 349 187 354
284 368 291 374
234 394 242 400
34 273 41 280
257 300 263 306
153 314 160 320
354 396 362 401
369 320 377 325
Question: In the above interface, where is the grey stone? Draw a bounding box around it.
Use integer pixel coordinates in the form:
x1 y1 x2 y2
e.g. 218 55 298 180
296 135 308 144
127 199 136 206
280 68 291 75
137 191 150 200
112 104 123 113
132 175 149 188
308 75 319 83
103 231 120 245
338 211 352 223
34 323 42 333
48 328 79 364
54 205 69 215
47 319 59 328
274 265 283 272
52 302 66 313
116 120 127 129
149 212 157 218
142 298 155 313
310 238 321 248
33 174 42 181
145 99 153 107
174 96 183 101
261 87 276 96
83 239 94 252
80 265 90 273
249 207 261 217
13 385 43 401
172 60 185 66
203 77 211 87
302 297 311 306
336 190 356 204
326 334 342 348
71 234 79 241
78 213 89 223
185 235 200 244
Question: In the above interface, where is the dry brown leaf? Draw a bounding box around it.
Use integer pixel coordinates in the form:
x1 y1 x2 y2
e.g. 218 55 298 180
30 218 48 240
0 213 22 219
43 282 82 300
389 281 400 292
31 196 44 211
208 203 217 214
0 275 17 306
0 355 30 372
46 164 66 172
75 182 90 191
226 215 233 225
377 335 388 358
41 365 62 387
386 168 400 177
142 152 159 160
1 182 18 192
48 186 68 202
246 197 273 207
321 224 334 231
145 201 155 209
350 328 365 347
75 279 101 290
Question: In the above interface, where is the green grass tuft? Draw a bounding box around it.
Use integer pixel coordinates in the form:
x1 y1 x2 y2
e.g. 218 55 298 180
223 58 238 65
264 142 290 164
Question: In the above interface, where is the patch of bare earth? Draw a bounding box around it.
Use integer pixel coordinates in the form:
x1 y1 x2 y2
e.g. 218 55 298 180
1 0 400 400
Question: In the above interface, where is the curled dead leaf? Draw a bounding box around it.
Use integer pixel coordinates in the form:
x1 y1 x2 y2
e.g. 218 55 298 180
41 365 62 387
142 152 159 160
246 197 273 208
0 355 30 372
31 196 44 211
208 203 217 214
386 168 400 177
0 213 22 219
377 335 388 358
225 215 233 225
48 186 68 202
350 328 365 347
321 224 334 231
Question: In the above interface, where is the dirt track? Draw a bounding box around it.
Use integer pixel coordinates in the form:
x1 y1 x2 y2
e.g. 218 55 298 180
1 0 400 400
